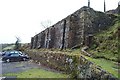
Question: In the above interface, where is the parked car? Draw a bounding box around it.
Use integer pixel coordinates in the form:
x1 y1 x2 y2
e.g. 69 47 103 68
2 51 10 56
2 51 29 62
2 51 23 56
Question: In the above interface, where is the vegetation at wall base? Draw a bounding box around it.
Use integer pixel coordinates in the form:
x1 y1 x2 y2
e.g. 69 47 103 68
22 48 119 79
20 9 120 79
87 14 120 63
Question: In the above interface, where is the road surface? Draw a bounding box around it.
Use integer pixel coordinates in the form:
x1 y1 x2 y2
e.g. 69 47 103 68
0 54 40 79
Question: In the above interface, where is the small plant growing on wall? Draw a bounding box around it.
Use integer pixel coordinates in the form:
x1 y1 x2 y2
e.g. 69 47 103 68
69 55 80 79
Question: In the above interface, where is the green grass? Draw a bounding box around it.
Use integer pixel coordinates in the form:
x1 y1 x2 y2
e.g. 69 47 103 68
3 68 68 78
86 18 120 78
84 56 119 78
71 49 119 78
88 15 120 62
26 48 119 78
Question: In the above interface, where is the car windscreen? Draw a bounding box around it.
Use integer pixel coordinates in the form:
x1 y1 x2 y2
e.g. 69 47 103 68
9 53 20 57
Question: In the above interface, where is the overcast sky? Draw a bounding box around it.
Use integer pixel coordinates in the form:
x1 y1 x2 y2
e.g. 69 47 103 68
0 0 119 43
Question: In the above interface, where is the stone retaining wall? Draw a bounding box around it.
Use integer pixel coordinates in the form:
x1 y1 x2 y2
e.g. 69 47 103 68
25 49 117 79
31 6 113 49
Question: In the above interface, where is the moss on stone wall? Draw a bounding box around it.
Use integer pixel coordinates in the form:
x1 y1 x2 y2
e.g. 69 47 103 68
88 15 120 62
24 49 117 79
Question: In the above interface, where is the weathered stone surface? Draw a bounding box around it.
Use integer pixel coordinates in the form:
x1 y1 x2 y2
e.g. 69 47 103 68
32 35 38 49
47 26 55 48
37 31 45 49
30 37 34 49
31 6 114 49
53 20 65 49
25 49 118 79
106 5 120 14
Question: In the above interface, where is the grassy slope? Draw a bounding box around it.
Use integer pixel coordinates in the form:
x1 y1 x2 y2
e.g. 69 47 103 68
70 49 119 78
88 15 120 62
3 68 68 78
68 15 119 78
86 14 120 78
28 48 119 78
24 47 119 78
84 55 119 78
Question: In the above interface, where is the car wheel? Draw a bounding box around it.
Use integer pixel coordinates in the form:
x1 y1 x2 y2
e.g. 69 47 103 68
23 58 26 61
6 59 10 62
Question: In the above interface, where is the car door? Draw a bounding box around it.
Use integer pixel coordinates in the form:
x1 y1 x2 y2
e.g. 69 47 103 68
9 53 20 62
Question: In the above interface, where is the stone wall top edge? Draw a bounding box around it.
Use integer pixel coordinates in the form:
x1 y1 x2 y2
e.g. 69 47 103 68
32 6 99 38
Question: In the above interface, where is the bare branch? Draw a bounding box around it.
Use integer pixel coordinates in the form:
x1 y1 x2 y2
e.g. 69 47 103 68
41 20 52 29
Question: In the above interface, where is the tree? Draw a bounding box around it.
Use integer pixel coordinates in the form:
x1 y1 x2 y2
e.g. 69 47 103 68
41 20 52 29
14 37 21 50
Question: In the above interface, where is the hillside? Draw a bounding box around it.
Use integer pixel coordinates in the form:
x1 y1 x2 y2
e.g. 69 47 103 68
87 14 119 62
